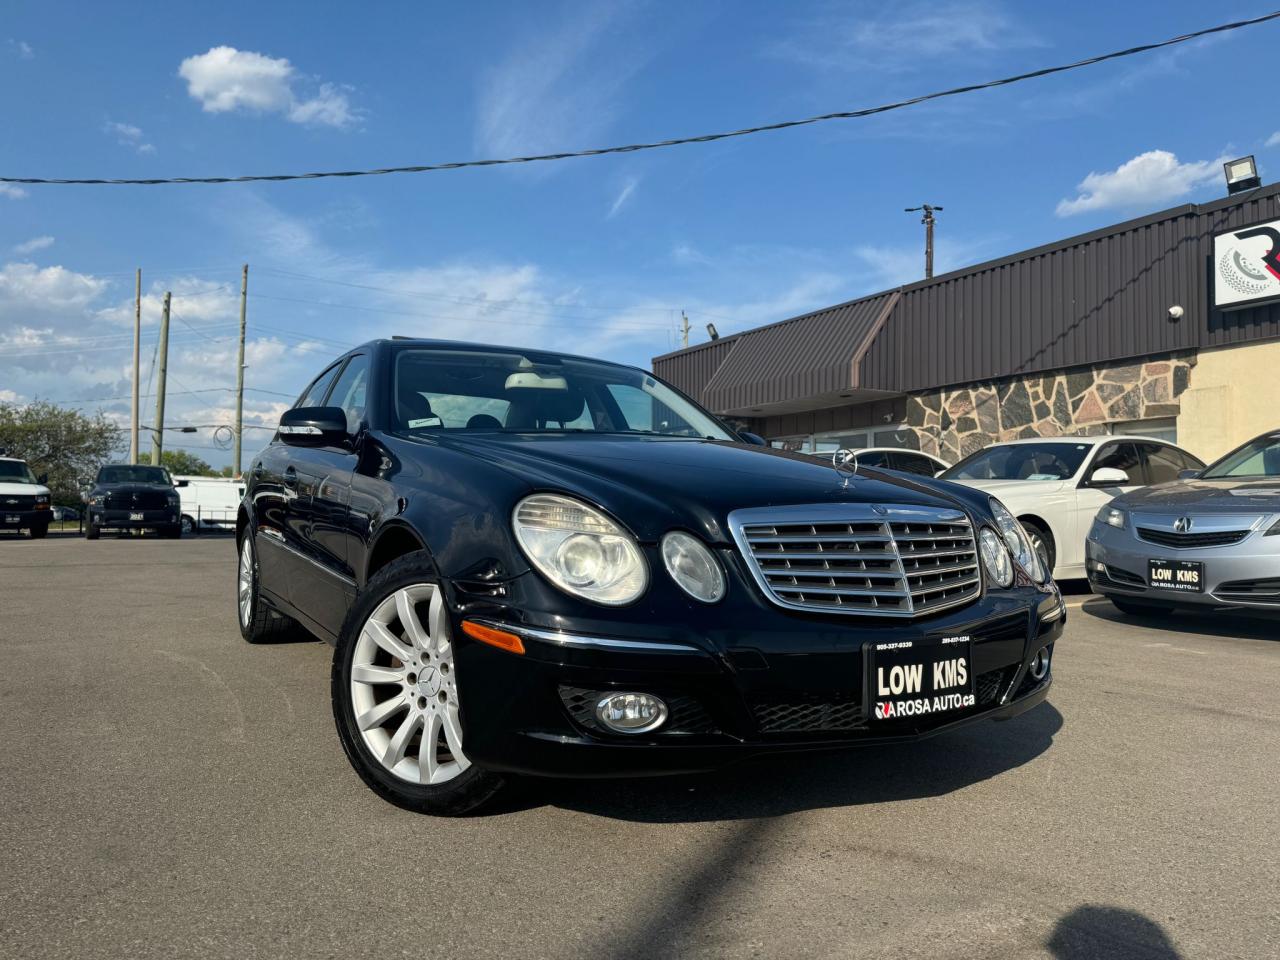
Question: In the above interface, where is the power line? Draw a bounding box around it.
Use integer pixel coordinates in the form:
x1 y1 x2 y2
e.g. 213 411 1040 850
3 12 1276 188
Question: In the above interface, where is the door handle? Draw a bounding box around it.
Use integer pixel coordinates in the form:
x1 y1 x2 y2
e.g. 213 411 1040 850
283 466 298 489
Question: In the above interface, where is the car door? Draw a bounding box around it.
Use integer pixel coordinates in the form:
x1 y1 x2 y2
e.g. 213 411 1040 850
1070 441 1144 571
254 361 343 605
286 353 367 636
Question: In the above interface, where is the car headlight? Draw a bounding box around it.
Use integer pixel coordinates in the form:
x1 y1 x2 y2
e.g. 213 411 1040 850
89 494 104 506
1098 505 1127 529
661 531 725 603
978 527 1013 588
989 497 1044 582
512 494 648 605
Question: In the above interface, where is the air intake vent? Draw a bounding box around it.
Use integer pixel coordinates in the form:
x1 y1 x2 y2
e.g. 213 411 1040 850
729 504 981 618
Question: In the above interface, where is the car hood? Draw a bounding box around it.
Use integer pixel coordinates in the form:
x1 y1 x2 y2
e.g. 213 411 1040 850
947 478 1070 504
1114 478 1280 515
0 481 49 497
431 434 976 543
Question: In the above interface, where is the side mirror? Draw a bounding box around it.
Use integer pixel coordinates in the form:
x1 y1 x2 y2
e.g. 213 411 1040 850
37 473 48 485
1089 466 1130 486
278 406 349 446
1176 468 1201 481
739 431 767 446
175 479 190 488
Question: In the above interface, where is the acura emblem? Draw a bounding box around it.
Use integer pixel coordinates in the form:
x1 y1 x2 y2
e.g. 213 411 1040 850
1173 516 1193 533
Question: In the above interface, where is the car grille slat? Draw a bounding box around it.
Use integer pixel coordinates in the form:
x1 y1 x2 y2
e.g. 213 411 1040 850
731 505 981 619
1136 527 1249 549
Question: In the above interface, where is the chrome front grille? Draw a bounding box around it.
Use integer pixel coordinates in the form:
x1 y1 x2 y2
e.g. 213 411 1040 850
729 504 981 618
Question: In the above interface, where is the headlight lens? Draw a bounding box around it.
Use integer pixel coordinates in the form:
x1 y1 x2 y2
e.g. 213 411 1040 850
1099 505 1127 529
512 494 647 605
978 527 1013 588
89 494 104 506
661 531 725 603
989 497 1044 582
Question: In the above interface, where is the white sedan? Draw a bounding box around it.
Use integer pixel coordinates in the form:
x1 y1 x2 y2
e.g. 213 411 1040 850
939 436 1204 580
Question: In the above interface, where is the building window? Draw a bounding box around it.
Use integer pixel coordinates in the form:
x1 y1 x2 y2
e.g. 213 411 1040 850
1110 417 1177 444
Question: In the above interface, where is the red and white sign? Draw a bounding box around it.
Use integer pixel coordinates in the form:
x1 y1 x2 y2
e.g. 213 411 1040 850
1215 218 1280 309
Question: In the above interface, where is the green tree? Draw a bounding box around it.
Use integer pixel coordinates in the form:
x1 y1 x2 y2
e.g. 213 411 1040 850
0 400 122 503
160 449 217 477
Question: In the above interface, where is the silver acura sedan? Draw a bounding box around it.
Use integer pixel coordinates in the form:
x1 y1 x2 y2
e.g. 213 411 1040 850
1087 429 1280 614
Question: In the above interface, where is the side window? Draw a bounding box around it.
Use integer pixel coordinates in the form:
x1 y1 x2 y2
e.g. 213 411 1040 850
297 363 342 408
327 354 370 434
1141 443 1192 485
1174 447 1206 472
891 452 939 476
1088 442 1143 485
858 451 890 468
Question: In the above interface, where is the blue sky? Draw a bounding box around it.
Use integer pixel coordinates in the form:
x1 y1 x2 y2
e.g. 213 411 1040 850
2 1 1279 466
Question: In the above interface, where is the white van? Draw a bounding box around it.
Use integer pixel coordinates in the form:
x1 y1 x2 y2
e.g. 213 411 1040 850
174 476 244 534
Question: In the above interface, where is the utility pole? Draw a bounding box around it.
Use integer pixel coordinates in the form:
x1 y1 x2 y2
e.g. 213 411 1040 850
130 268 141 464
233 264 248 478
151 292 171 466
905 204 943 279
680 311 690 348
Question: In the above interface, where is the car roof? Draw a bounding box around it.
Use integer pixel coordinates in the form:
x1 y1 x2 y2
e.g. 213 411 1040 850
852 447 945 457
985 435 1173 447
361 338 641 372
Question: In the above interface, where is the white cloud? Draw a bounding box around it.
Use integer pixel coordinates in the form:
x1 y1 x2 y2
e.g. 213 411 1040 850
0 263 108 309
1056 150 1226 217
6 39 33 60
12 236 54 255
0 184 27 200
671 244 711 266
1267 132 1280 148
770 1 1041 71
0 388 18 403
475 6 649 162
178 46 357 128
104 120 156 155
606 177 638 219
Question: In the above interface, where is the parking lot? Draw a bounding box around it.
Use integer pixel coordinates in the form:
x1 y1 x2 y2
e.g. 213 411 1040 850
0 536 1276 959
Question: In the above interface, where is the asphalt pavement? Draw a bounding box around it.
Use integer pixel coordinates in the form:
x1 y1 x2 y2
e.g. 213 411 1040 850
1 536 1277 959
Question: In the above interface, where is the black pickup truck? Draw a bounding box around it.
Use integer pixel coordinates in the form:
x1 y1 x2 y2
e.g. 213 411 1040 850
84 464 184 539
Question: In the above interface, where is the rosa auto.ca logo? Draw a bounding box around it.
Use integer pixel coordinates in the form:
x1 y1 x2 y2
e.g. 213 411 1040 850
1218 224 1280 299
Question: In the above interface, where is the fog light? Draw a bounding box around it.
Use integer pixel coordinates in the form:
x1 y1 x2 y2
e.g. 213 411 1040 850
595 692 667 734
1029 647 1051 681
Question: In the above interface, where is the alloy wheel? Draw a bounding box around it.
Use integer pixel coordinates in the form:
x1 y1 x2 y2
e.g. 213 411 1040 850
348 583 470 786
238 538 254 627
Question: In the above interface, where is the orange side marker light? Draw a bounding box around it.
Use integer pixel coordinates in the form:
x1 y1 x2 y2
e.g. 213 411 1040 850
461 620 526 655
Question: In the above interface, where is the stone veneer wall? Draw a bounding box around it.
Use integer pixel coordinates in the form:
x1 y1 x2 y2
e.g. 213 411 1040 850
902 352 1196 463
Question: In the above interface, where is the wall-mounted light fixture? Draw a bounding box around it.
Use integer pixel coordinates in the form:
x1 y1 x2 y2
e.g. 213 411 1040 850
1224 156 1261 195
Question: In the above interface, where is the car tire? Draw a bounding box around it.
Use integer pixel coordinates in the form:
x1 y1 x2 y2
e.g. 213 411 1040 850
237 532 302 643
1021 519 1055 579
85 520 100 540
181 515 197 535
331 551 506 816
1109 596 1174 616
29 524 48 540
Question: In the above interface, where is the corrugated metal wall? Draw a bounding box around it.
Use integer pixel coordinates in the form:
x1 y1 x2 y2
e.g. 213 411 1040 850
858 186 1280 393
653 336 740 402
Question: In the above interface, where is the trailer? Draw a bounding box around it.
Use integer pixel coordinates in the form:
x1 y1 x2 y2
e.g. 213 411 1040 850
174 476 244 534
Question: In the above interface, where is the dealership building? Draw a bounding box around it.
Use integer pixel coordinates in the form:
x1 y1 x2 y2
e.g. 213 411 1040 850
654 180 1280 466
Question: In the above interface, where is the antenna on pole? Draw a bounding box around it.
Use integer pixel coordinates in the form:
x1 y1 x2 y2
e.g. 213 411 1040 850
905 204 943 279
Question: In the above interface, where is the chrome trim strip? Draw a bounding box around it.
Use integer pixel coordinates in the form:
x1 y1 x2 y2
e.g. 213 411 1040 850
473 619 703 655
255 527 357 586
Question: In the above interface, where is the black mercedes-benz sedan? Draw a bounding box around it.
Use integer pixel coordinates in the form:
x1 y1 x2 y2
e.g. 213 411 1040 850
236 339 1063 814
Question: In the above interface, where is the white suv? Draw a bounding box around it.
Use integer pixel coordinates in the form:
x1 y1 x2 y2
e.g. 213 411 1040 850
0 454 53 539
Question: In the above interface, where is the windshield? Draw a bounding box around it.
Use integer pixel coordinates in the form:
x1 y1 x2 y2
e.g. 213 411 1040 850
940 442 1093 481
1202 434 1280 479
97 465 173 485
0 460 38 484
393 348 734 440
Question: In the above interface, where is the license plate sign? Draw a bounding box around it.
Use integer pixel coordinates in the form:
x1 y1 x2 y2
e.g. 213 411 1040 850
1148 558 1203 593
4 515 18 524
129 512 145 521
868 636 975 722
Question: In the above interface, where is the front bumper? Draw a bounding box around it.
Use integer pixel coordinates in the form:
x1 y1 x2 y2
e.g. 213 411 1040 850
1087 524 1280 610
0 508 49 529
89 507 179 530
450 581 1064 778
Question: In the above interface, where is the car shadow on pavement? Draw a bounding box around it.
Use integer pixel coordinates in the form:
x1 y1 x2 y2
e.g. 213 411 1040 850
1047 905 1183 959
529 701 1063 823
1079 595 1280 643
